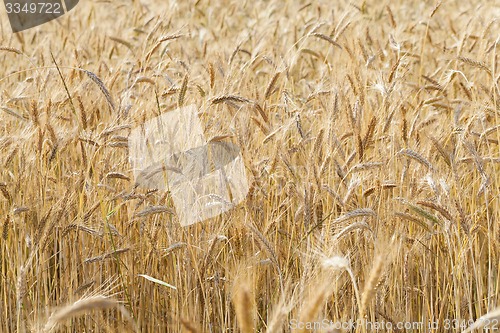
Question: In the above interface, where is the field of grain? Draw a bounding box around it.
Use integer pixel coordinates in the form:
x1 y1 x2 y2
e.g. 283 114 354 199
0 0 499 331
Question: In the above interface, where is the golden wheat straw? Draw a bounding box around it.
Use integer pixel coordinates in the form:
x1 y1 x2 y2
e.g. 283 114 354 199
42 296 126 332
233 284 254 333
84 248 130 264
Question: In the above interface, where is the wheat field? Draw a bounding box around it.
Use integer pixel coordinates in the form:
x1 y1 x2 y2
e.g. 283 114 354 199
0 0 499 331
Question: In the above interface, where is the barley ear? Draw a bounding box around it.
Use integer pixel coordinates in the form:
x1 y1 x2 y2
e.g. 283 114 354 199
232 282 255 333
360 255 384 318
